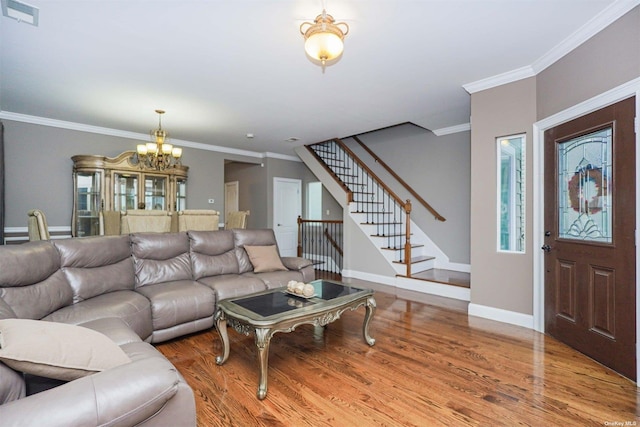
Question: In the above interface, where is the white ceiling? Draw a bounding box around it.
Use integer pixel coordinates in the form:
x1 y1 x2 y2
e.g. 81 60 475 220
0 0 628 156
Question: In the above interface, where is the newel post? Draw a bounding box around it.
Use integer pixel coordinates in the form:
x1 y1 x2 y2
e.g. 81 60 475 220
404 199 412 278
297 216 303 257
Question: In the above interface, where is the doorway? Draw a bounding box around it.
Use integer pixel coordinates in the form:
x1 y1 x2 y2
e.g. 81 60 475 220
543 97 636 380
224 181 239 223
273 177 301 257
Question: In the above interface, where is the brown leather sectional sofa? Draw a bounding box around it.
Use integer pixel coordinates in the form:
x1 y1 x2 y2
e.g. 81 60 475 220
0 228 314 426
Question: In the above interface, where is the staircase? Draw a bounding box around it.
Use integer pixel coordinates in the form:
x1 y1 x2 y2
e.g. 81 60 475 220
302 138 470 301
308 139 435 277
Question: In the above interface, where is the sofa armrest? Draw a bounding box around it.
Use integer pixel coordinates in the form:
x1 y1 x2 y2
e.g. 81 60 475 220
280 257 313 271
0 357 195 427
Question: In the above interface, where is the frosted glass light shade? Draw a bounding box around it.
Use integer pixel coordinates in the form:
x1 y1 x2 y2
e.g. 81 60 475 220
304 32 344 63
300 10 349 67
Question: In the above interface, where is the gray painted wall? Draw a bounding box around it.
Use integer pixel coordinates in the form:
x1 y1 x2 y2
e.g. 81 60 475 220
470 77 536 315
537 6 640 119
2 120 313 232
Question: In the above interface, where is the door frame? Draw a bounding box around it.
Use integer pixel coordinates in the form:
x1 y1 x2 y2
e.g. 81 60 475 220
532 77 640 380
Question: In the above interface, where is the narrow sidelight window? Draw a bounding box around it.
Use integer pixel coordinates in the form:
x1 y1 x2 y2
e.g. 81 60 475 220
497 134 526 253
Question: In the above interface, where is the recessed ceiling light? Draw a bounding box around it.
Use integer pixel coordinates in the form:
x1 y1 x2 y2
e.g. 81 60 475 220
285 137 300 142
246 133 254 139
1 0 39 26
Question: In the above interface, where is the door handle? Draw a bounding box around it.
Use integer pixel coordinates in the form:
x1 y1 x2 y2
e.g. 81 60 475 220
541 245 551 252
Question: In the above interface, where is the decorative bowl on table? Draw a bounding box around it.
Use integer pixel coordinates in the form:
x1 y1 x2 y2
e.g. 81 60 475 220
286 280 316 298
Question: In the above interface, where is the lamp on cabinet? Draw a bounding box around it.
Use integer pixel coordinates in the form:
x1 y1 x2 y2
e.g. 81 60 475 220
134 109 183 170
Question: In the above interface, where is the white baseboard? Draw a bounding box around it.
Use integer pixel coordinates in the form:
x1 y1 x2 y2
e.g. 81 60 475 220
468 303 534 329
342 270 470 301
341 270 397 287
396 276 470 301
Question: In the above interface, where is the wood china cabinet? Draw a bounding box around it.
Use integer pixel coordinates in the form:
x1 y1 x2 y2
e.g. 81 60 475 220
72 151 188 237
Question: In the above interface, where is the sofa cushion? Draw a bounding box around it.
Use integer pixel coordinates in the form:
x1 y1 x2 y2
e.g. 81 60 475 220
197 274 266 301
0 296 17 320
188 230 240 279
232 229 280 274
134 280 215 331
78 317 143 346
54 235 135 303
0 241 73 320
242 270 305 290
131 232 192 287
244 245 287 273
0 319 131 381
43 290 153 341
0 361 25 404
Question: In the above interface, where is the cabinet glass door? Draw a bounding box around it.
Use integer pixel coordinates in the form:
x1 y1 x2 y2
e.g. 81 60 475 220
145 175 167 210
176 178 187 211
75 171 101 237
114 173 139 211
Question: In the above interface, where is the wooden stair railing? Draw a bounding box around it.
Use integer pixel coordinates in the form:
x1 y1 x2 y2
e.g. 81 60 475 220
352 135 446 222
306 139 415 277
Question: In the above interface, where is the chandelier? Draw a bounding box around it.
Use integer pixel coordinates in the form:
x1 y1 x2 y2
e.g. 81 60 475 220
300 9 349 70
135 109 182 170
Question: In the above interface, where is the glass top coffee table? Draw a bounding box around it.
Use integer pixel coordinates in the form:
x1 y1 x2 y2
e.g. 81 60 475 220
214 279 376 399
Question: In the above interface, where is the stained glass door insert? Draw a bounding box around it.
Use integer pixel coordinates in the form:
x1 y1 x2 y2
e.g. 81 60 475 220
557 127 612 243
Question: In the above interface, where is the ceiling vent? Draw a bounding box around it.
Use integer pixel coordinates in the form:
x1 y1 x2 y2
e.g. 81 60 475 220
1 0 39 26
285 137 300 142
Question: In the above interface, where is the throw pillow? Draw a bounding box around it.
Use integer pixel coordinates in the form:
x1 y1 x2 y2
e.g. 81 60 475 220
0 319 131 381
244 245 288 273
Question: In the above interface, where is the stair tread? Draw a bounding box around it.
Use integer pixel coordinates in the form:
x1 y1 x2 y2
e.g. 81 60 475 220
393 255 435 265
360 222 402 225
371 233 412 238
397 269 471 288
382 244 424 251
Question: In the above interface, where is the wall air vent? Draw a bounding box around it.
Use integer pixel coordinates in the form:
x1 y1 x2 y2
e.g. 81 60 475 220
1 0 39 26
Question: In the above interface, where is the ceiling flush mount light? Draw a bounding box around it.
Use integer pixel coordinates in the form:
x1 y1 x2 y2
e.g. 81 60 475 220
300 9 349 71
135 110 182 170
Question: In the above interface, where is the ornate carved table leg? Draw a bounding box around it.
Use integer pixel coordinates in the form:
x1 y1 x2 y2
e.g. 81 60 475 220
363 296 376 346
254 328 273 400
214 309 230 365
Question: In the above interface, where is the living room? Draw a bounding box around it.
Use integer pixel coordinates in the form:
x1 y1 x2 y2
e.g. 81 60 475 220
1 1 639 425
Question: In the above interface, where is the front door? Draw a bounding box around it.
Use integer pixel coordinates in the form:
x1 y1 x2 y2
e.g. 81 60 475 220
544 96 636 380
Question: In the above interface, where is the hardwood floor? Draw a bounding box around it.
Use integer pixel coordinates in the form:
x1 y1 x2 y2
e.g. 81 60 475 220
156 279 639 426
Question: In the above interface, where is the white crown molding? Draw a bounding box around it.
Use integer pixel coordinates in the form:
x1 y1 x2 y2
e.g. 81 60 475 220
463 0 640 94
462 66 536 95
264 151 302 162
432 122 471 136
0 110 301 161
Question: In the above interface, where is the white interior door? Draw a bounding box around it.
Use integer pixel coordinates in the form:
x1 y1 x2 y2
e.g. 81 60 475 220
273 177 301 257
224 181 239 221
